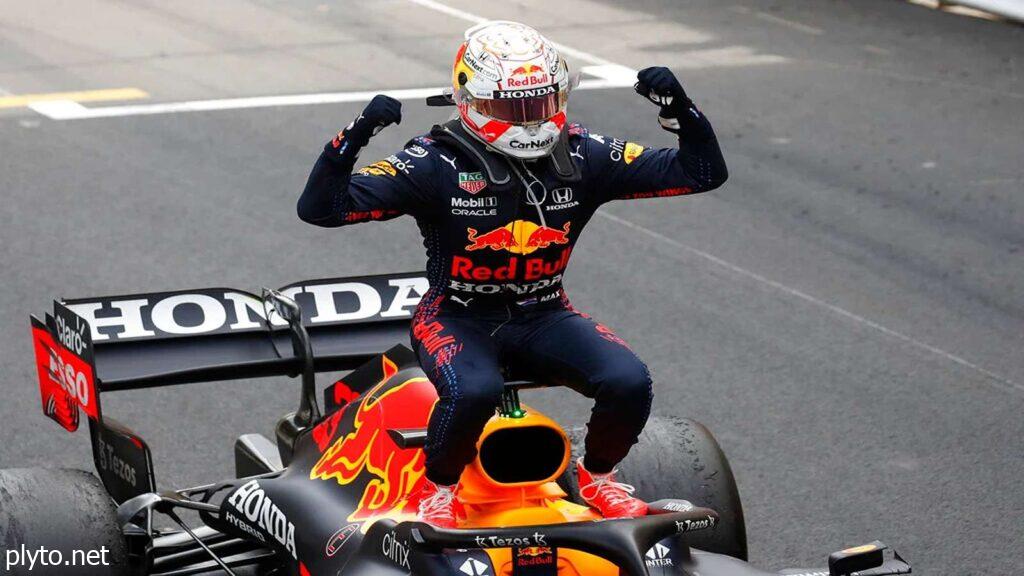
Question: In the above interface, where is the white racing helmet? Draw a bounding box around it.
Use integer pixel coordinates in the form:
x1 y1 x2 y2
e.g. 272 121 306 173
452 21 574 159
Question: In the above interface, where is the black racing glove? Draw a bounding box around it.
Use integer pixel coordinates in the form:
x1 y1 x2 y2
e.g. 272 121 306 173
326 94 402 159
635 67 710 139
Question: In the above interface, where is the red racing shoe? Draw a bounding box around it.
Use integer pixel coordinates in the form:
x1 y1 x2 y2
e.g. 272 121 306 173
415 479 460 528
576 458 649 518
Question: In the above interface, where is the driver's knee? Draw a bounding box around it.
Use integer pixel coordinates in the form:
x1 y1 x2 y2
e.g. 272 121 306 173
591 357 653 406
455 370 505 414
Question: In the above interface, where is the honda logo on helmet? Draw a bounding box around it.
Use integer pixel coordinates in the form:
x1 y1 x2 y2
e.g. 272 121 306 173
493 85 557 99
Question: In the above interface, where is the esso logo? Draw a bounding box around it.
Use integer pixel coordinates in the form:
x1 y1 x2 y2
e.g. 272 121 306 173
49 353 90 408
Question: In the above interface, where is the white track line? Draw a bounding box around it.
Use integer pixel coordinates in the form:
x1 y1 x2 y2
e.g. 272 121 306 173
29 87 442 120
28 70 635 120
598 210 1023 394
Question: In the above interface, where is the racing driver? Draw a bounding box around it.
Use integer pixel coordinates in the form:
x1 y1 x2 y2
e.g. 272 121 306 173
298 21 727 528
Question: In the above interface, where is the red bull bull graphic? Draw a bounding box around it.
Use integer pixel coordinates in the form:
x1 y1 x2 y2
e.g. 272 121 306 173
313 356 399 453
309 358 437 524
465 220 571 255
511 64 544 76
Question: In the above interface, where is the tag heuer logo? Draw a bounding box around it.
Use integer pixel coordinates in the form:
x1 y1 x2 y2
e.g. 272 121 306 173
459 172 488 194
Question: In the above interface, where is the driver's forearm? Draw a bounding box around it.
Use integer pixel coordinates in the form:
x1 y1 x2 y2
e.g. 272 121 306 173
297 131 368 227
675 108 727 192
297 152 354 226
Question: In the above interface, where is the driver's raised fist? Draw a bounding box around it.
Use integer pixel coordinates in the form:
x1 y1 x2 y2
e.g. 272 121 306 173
634 67 689 109
359 94 402 133
340 95 402 147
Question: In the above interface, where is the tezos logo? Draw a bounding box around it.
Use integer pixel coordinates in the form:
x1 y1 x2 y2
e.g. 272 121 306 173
226 480 297 559
675 515 717 533
473 532 547 548
96 435 138 487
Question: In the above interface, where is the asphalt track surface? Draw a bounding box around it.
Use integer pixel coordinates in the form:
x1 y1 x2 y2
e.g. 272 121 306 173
1 1 1022 574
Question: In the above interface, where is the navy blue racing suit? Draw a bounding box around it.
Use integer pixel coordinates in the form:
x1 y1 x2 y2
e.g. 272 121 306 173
298 105 726 485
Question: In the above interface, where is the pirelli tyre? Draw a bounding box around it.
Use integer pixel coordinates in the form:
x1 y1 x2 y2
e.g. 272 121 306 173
558 416 748 561
0 468 129 576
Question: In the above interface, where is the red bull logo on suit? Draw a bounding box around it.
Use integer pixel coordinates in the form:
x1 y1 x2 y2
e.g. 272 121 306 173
465 220 571 255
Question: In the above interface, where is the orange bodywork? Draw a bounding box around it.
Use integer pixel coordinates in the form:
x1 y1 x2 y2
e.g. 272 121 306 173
455 407 621 576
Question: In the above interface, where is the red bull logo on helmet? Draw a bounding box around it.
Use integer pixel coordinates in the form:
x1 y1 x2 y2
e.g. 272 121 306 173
465 220 571 255
310 357 437 524
507 63 549 88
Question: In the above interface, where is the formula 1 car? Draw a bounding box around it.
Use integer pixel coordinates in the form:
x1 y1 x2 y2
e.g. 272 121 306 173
2 272 912 576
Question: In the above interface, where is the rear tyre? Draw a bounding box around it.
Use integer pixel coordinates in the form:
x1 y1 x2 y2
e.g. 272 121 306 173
0 468 129 575
557 416 748 560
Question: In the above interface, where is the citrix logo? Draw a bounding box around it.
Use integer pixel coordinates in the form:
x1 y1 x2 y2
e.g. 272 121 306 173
382 531 410 569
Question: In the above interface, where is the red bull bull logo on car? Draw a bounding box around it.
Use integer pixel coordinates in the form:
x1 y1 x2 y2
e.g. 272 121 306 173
310 357 437 524
465 220 571 255
515 546 557 571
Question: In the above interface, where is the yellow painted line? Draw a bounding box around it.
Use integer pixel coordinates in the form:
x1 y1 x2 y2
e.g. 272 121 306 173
0 88 148 110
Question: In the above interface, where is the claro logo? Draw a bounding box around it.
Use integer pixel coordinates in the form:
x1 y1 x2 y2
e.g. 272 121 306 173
226 480 297 559
63 274 429 342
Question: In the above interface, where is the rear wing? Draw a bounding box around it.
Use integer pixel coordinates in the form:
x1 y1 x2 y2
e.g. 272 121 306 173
29 271 428 502
49 272 425 390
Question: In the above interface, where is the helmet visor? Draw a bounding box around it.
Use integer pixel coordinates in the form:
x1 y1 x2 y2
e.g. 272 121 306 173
471 90 566 125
